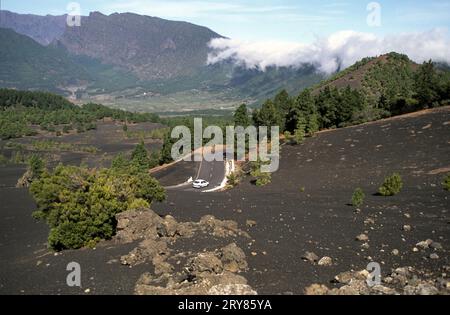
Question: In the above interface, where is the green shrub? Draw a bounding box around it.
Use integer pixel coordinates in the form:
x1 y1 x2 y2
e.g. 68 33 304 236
293 126 305 144
10 151 26 164
250 160 272 186
85 123 97 131
131 141 151 171
159 134 174 165
30 164 166 250
443 173 450 191
31 140 97 153
351 188 365 207
62 125 71 134
378 173 403 196
76 124 85 133
111 153 130 170
0 154 8 165
283 131 292 144
5 141 26 150
27 154 45 180
252 171 271 186
227 171 242 187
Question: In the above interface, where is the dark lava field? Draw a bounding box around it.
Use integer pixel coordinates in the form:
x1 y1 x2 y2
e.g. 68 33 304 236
1 107 449 294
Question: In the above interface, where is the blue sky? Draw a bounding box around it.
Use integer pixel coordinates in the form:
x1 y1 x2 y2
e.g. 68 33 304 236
2 0 450 42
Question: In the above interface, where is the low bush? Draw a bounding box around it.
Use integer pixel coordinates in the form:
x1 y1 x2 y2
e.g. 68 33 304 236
351 188 365 207
227 170 243 187
443 173 450 191
378 173 403 196
0 154 8 165
250 160 272 186
283 131 293 144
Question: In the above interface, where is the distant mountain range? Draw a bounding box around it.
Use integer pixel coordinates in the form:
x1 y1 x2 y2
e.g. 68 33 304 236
0 10 67 45
0 10 327 111
1 10 222 80
0 10 328 111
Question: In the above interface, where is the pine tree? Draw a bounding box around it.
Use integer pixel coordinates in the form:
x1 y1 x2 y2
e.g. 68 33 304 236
273 89 292 114
256 99 283 129
234 104 250 127
131 141 150 171
414 60 439 107
159 134 174 165
298 89 319 134
293 116 306 144
273 89 292 131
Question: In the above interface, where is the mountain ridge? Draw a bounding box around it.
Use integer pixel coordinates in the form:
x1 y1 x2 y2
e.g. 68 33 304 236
5 10 438 113
0 10 67 45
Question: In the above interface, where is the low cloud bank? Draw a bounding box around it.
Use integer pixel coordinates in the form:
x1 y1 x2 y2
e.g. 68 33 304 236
207 29 450 74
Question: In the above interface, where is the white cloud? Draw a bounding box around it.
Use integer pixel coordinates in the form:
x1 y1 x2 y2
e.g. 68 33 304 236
207 28 450 74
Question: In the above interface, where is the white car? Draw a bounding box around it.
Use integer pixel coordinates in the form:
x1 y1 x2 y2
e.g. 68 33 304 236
193 179 209 189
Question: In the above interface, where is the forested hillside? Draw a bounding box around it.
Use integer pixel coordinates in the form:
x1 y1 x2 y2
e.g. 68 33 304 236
252 53 450 138
0 89 160 139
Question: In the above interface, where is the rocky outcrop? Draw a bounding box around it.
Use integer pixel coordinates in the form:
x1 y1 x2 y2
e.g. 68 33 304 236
114 209 255 295
135 245 256 295
115 209 249 248
305 266 450 295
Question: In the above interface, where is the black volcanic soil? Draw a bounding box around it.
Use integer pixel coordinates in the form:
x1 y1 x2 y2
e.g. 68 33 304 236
0 107 449 295
154 107 450 294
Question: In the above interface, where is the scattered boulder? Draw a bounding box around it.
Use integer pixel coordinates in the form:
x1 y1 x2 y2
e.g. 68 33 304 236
334 270 368 285
356 234 369 242
429 253 439 260
199 215 250 238
304 284 329 295
416 239 433 249
208 284 257 295
115 209 164 243
301 251 319 263
219 243 248 273
364 218 375 225
430 242 443 250
120 238 170 267
371 285 397 295
188 252 224 278
157 215 180 238
307 266 448 295
318 256 333 266
361 242 370 249
402 225 412 232
415 284 439 295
